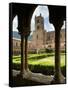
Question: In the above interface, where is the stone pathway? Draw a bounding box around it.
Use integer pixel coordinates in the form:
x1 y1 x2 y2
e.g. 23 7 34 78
13 70 54 84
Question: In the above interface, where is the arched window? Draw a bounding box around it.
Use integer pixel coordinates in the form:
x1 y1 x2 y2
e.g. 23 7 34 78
37 19 40 23
16 42 18 47
37 25 40 29
37 34 38 39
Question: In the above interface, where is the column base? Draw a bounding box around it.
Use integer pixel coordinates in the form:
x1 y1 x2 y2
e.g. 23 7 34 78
18 68 31 79
51 73 65 84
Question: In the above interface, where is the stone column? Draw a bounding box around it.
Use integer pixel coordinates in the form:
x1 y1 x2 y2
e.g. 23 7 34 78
53 22 65 84
20 35 25 75
25 36 28 70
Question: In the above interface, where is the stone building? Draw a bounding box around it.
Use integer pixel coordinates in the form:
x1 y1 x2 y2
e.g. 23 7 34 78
13 38 21 55
31 14 65 52
12 14 65 55
31 14 46 52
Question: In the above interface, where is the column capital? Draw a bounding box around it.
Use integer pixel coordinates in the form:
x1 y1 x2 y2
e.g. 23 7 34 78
19 27 31 37
53 19 64 31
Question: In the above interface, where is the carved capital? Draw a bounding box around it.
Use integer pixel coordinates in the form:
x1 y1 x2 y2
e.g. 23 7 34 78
54 20 64 31
20 27 30 36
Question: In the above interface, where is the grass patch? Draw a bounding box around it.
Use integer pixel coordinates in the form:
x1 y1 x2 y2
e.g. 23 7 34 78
12 53 66 76
13 53 65 67
29 55 65 67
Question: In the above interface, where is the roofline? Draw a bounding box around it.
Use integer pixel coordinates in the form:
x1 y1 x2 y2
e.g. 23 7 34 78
12 38 21 41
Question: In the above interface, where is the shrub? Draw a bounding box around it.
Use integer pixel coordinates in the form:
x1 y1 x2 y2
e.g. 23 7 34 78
28 49 37 54
12 63 66 77
60 49 65 53
39 49 46 53
28 53 54 61
45 48 54 53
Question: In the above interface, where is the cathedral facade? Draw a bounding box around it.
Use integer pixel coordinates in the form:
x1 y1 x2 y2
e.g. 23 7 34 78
28 14 65 52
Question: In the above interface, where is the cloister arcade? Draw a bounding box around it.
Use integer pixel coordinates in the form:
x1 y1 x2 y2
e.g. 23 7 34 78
9 3 66 85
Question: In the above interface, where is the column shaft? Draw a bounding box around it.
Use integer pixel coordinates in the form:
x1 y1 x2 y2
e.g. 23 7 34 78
54 26 64 83
21 35 25 74
55 28 61 82
25 36 28 70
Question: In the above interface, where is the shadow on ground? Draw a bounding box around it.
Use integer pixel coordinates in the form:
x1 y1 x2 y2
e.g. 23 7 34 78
10 76 44 87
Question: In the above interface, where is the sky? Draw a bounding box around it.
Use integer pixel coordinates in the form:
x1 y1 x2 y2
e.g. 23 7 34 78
13 5 65 33
31 5 54 32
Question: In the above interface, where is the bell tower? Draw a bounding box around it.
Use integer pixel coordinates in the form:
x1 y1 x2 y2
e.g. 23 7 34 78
35 14 44 30
32 14 46 53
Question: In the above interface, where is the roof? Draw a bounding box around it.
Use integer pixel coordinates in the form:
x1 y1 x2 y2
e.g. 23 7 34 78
13 38 21 41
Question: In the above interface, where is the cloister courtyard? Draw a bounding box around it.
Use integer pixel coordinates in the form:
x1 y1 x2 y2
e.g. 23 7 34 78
12 52 66 86
9 3 66 87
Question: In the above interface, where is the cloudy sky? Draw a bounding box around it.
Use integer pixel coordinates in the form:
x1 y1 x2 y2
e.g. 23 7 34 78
13 5 65 33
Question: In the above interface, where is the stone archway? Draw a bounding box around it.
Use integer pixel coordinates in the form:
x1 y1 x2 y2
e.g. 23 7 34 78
48 6 66 83
9 3 66 84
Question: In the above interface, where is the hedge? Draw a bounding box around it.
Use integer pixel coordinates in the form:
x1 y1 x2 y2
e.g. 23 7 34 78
12 63 66 77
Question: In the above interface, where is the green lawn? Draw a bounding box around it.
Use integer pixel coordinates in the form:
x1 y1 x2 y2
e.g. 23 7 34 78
13 53 65 67
29 55 65 67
